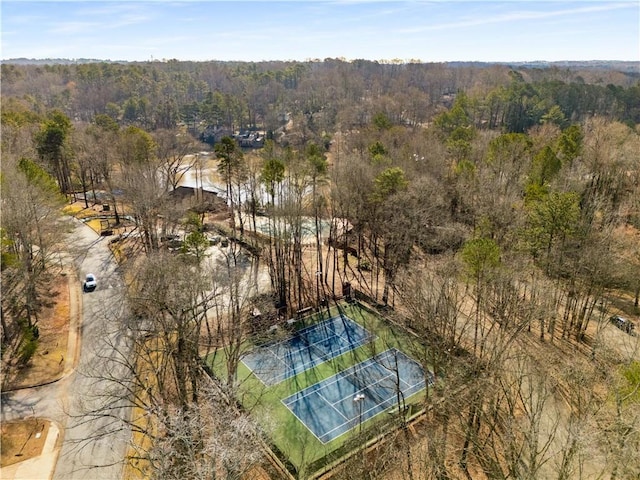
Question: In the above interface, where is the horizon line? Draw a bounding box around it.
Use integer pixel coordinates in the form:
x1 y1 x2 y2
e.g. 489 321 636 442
3 57 639 64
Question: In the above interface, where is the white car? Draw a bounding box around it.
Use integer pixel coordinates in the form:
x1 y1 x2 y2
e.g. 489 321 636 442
84 273 97 292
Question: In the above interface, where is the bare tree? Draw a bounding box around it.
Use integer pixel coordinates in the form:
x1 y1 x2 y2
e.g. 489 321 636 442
147 381 264 480
1 155 67 361
75 248 267 478
87 114 122 222
201 235 269 387
153 128 204 192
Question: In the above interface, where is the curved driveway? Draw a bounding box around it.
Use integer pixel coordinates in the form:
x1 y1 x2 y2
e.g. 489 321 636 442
2 218 131 480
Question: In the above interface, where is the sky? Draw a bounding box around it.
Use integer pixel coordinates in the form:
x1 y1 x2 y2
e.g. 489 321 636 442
1 1 639 63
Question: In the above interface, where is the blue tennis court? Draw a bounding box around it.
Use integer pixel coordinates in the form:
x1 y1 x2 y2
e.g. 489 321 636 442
282 349 430 444
242 316 373 386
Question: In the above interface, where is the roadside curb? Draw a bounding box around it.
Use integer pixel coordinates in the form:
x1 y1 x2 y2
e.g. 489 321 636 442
65 268 82 375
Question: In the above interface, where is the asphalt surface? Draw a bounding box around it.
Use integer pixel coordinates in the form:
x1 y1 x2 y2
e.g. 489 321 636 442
2 218 131 480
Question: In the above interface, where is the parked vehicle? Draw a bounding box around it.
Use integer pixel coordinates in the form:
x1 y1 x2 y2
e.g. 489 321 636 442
609 314 635 334
84 273 97 292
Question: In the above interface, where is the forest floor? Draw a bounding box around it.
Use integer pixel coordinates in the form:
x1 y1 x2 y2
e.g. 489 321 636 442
1 269 71 390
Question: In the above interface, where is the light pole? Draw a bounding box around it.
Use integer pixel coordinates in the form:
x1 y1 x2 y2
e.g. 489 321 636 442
353 393 365 433
316 270 322 308
353 392 366 472
194 153 201 202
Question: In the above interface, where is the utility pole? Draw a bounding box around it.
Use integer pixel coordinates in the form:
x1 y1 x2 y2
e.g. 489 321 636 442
353 393 365 433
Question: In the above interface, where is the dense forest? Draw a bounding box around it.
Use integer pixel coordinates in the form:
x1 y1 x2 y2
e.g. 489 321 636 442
1 59 640 479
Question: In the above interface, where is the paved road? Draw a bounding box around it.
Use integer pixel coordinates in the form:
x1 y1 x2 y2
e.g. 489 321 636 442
2 219 131 480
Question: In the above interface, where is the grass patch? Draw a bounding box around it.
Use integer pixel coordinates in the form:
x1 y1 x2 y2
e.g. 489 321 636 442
122 339 165 480
62 203 85 216
204 301 429 477
85 218 103 233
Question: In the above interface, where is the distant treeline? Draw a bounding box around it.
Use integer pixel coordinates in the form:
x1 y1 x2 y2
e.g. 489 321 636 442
1 59 639 145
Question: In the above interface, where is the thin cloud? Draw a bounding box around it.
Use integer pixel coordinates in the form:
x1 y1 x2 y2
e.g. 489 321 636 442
49 21 102 35
73 3 156 28
3 12 48 26
400 2 635 33
2 0 637 62
48 13 151 35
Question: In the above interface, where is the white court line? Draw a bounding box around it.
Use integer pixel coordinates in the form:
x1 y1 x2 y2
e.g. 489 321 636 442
281 355 383 409
316 375 418 441
283 348 429 443
240 347 283 386
248 315 372 385
317 390 350 422
282 393 327 444
320 371 428 442
246 334 341 386
315 374 396 440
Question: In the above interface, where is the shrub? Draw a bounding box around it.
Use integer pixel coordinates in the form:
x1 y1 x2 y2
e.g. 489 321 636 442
17 322 39 366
